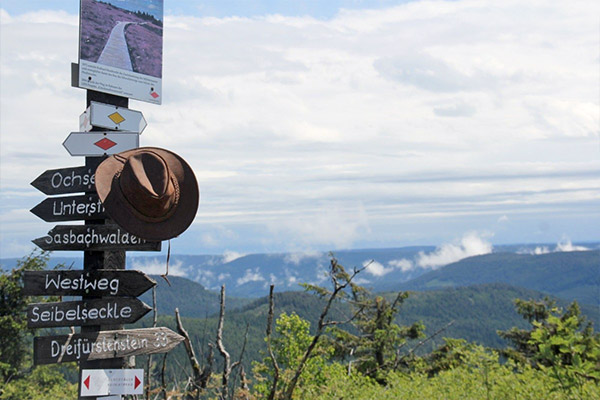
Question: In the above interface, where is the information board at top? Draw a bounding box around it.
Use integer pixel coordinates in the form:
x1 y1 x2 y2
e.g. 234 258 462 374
78 0 164 104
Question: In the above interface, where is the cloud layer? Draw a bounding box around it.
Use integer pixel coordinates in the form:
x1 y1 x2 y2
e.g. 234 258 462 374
1 0 599 256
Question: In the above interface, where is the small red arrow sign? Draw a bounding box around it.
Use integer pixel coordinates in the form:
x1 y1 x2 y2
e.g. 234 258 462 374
84 375 90 389
63 132 139 156
135 375 141 389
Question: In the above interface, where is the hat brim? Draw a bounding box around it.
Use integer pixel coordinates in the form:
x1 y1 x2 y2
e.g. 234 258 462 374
95 147 199 241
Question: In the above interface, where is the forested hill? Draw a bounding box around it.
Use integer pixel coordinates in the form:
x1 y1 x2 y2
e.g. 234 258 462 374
394 250 600 306
136 280 600 375
139 275 251 317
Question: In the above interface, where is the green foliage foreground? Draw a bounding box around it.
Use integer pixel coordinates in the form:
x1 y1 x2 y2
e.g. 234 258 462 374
1 252 599 399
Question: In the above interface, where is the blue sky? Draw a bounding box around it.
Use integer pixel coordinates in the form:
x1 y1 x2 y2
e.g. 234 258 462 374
1 0 414 19
0 0 599 258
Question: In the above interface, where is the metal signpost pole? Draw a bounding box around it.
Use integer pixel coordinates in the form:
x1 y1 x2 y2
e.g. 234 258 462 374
79 90 128 400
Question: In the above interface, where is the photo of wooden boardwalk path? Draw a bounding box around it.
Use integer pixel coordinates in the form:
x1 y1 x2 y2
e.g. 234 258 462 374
97 21 134 71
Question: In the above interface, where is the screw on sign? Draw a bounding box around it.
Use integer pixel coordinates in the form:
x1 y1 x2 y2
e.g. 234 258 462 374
80 369 144 396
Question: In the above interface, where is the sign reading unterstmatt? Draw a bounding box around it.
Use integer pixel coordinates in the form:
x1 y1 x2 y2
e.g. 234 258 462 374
81 369 144 396
80 102 147 133
78 0 164 104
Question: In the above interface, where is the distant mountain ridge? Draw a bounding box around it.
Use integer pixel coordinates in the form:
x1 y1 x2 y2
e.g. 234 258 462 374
1 243 598 302
396 250 600 306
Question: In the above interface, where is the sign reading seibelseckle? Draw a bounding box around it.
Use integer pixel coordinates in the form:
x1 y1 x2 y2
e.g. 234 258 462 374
27 297 151 328
78 0 164 104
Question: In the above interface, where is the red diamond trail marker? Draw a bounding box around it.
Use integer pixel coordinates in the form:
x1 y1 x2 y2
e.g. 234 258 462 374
94 137 117 151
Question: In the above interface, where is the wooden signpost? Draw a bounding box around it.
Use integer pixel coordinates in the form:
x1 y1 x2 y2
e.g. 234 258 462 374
32 224 161 251
27 298 152 328
23 270 156 297
33 327 184 365
26 1 176 398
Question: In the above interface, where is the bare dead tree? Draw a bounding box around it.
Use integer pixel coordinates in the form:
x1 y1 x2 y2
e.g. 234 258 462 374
282 257 367 400
231 323 250 398
266 285 280 400
175 307 204 398
215 285 244 400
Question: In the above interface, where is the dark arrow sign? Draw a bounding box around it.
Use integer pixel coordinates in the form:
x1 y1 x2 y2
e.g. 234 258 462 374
23 270 156 297
31 166 97 195
30 193 106 222
27 298 151 328
32 225 161 251
33 327 184 365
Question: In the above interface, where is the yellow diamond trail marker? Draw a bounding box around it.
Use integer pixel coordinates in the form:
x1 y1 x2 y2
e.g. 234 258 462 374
80 101 147 134
108 112 126 125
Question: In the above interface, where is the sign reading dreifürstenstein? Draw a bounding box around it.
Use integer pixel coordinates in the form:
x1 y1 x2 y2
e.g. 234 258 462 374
32 224 161 251
27 298 151 328
78 0 164 104
23 270 156 297
33 327 184 365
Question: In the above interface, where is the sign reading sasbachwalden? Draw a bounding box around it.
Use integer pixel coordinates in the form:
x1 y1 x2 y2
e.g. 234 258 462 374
78 0 164 104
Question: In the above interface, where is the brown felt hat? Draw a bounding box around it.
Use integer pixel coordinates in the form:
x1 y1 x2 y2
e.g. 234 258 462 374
95 147 199 241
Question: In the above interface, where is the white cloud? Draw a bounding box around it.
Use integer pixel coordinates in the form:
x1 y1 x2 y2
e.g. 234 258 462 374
388 258 415 272
363 260 394 277
555 237 589 252
130 259 187 277
1 1 599 256
236 268 265 285
518 236 590 255
222 250 245 263
417 232 494 269
284 251 323 265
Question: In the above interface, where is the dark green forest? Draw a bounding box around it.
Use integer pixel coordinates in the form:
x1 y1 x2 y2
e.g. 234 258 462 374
1 252 599 399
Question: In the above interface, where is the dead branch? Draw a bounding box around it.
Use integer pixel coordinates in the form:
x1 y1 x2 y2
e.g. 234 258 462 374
175 307 203 396
216 285 232 400
266 285 280 400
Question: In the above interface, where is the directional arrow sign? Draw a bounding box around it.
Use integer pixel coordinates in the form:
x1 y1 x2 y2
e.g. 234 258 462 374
30 193 106 222
27 297 152 328
32 224 161 252
63 131 139 156
80 101 147 134
24 270 156 297
31 165 96 195
80 369 144 396
33 327 184 365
